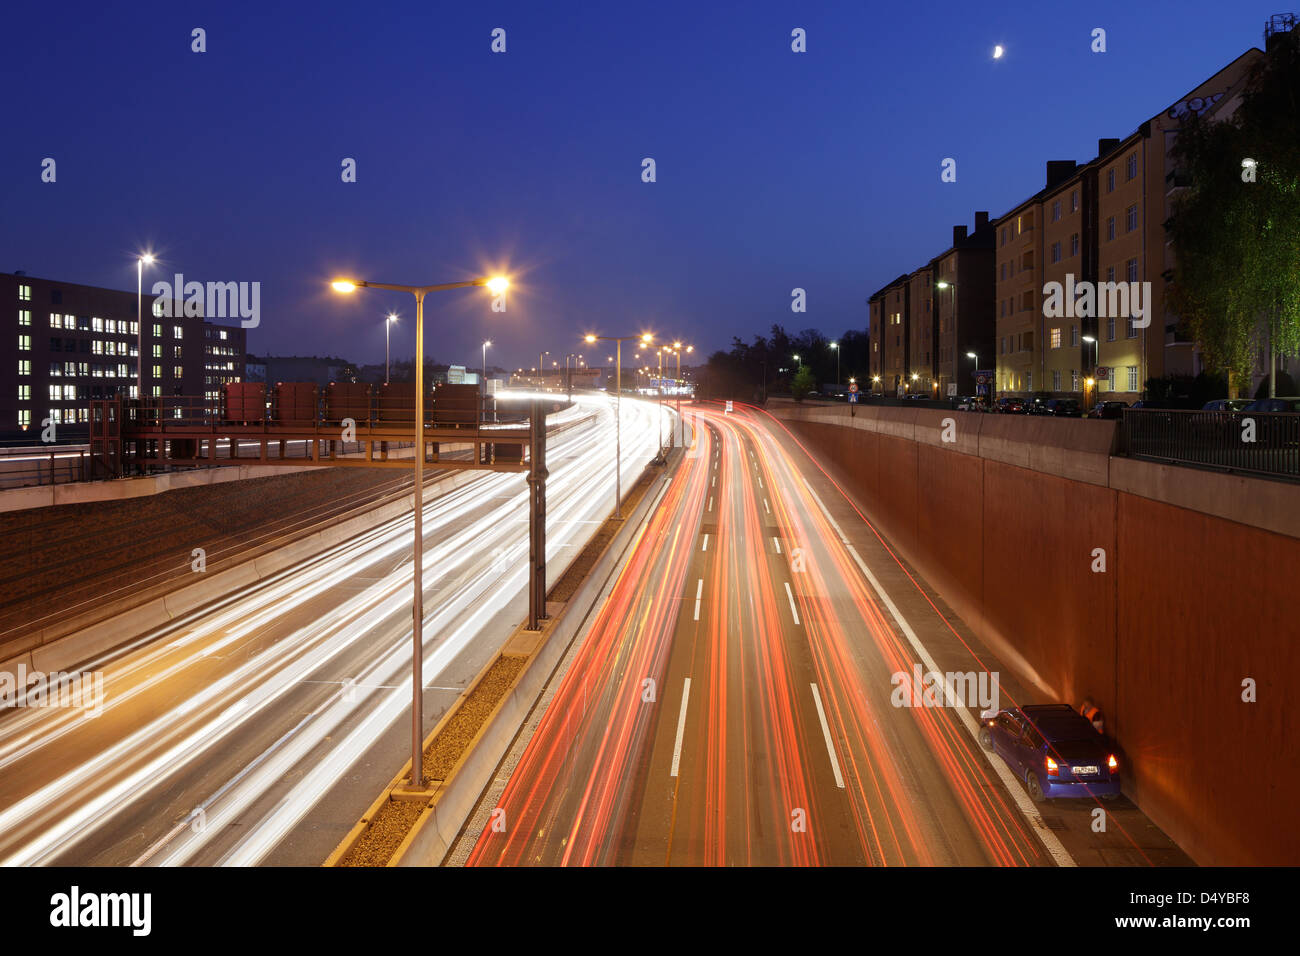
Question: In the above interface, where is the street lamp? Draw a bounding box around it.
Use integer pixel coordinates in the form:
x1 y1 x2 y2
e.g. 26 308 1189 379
385 313 399 385
830 340 840 388
539 350 549 388
662 341 692 448
135 253 156 407
965 350 980 405
1082 335 1099 408
585 331 653 518
331 272 508 790
482 339 491 384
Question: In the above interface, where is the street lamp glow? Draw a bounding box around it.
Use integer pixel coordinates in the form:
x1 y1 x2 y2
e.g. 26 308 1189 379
331 280 357 293
936 280 950 290
911 372 919 381
485 276 510 294
1082 335 1096 343
141 253 155 266
966 351 977 360
585 334 597 343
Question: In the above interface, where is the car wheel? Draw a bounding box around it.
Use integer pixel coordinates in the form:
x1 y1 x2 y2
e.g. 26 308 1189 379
978 727 994 751
1026 771 1046 803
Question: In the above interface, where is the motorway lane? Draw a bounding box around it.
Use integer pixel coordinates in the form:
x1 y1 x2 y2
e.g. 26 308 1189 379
467 403 1051 866
0 393 670 866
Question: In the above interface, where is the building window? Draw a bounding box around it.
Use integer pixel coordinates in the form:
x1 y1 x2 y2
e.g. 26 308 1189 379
1000 226 1007 246
1070 233 1079 257
152 323 162 338
1106 217 1116 241
1027 371 1033 391
18 385 30 401
174 346 182 359
18 360 30 376
18 410 31 428
1126 152 1138 180
1052 200 1062 222
152 344 162 358
18 310 31 326
152 364 162 380
1071 369 1080 391
1126 317 1138 338
1071 325 1080 347
1050 242 1062 264
1107 168 1115 192
1050 327 1062 349
92 317 104 332
18 334 31 351
1001 336 1006 354
1052 369 1061 391
1126 204 1138 232
1106 265 1116 283
173 325 183 339
172 365 183 379
18 285 31 301
1126 258 1138 283
152 300 165 317
92 341 104 355
1107 317 1116 341
1071 190 1079 212
1127 366 1139 391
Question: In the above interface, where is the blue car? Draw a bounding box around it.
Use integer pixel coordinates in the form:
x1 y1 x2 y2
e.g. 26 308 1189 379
979 704 1120 802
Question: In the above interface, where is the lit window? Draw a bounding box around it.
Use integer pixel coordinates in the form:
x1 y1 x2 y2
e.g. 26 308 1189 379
173 365 183 379
153 344 162 358
1050 328 1062 349
152 323 162 337
173 325 183 339
92 317 104 332
18 410 31 427
18 385 30 401
152 364 162 379
18 285 32 301
18 334 31 351
18 360 30 376
93 341 104 354
18 310 31 326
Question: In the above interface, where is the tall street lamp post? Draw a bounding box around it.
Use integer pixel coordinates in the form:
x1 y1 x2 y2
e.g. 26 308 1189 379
586 332 652 519
385 313 398 385
830 340 839 388
966 350 980 406
135 253 156 409
331 273 508 789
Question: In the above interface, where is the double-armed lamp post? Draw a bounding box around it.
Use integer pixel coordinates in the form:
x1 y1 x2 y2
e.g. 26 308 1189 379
585 331 652 519
331 273 508 789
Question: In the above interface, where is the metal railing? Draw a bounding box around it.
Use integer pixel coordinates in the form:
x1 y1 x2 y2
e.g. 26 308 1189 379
1119 408 1300 481
0 445 90 490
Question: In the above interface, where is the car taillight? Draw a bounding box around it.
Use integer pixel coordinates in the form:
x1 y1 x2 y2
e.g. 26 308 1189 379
1045 756 1059 777
1108 754 1118 772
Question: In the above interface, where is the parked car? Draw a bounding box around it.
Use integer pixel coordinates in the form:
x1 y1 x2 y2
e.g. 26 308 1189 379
979 704 1120 802
1044 398 1083 417
1242 396 1300 413
1201 398 1252 412
994 396 1026 414
1087 400 1129 419
1025 394 1055 415
955 395 986 411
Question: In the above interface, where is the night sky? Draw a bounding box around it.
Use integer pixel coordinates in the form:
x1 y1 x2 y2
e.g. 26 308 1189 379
0 0 1283 371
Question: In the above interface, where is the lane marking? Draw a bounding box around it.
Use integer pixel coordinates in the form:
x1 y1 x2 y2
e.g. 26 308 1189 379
711 476 716 487
810 683 846 789
803 487 1076 867
693 578 703 621
773 537 782 554
701 533 709 552
783 581 801 625
707 495 713 512
763 498 770 514
670 678 692 777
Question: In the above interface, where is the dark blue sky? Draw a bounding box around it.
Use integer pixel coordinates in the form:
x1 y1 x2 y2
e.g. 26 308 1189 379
0 0 1282 371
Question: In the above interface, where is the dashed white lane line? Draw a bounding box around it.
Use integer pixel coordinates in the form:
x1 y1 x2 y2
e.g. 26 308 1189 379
802 484 1076 867
773 537 782 554
763 498 770 514
707 495 714 512
810 683 845 789
783 581 801 625
693 578 703 621
701 533 709 552
670 678 692 778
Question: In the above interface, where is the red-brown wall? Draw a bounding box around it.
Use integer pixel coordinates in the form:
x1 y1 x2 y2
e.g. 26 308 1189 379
785 415 1298 865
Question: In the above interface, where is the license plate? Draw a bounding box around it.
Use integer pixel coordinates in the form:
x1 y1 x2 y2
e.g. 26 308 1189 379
1072 765 1099 777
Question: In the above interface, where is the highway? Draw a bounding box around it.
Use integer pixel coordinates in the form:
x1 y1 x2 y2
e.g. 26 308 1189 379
0 393 671 865
465 403 1095 865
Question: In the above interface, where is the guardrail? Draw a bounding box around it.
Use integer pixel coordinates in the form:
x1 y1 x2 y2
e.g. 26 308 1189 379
0 446 90 490
1119 408 1300 481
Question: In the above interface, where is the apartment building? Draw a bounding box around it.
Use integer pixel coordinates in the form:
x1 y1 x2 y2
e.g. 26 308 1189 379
906 266 936 395
1040 154 1102 400
931 211 995 398
868 275 910 395
994 175 1050 396
1 272 247 440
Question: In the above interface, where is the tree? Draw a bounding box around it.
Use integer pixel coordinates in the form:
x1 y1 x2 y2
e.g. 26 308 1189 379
791 364 816 402
1167 29 1300 397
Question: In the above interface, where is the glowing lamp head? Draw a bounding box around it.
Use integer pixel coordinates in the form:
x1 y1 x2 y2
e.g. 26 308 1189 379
140 254 155 265
485 276 510 294
331 280 357 293
585 334 597 344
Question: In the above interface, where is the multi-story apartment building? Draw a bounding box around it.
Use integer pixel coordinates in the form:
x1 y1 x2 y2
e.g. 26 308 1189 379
993 169 1054 396
868 275 910 396
1 272 246 440
906 266 936 395
931 211 995 398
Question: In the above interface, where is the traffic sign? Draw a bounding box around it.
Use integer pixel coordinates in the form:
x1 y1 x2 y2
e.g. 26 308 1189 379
848 392 858 403
849 382 859 394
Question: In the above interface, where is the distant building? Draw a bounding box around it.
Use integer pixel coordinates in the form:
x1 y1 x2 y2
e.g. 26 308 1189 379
1 271 246 440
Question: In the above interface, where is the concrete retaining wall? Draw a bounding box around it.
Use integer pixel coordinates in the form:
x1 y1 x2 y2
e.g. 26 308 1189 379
772 401 1299 866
